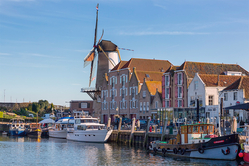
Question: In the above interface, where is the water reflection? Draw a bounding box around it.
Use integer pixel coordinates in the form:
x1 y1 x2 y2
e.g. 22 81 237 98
0 135 243 166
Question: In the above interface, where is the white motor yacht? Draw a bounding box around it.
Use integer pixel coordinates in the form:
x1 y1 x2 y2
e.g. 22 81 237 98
67 116 112 143
49 117 74 139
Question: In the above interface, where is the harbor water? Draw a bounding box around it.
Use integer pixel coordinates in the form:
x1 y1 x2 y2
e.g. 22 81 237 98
0 135 242 166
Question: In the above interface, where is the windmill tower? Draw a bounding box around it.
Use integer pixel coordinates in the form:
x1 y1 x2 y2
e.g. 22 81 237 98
82 4 121 119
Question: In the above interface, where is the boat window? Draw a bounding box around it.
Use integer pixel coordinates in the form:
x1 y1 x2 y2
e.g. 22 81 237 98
92 126 98 129
209 126 213 133
193 126 198 133
67 124 74 128
75 119 81 124
188 126 192 133
200 126 203 132
77 125 86 130
87 126 92 129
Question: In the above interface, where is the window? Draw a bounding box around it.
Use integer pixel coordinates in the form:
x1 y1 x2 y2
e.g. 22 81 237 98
143 102 146 111
155 101 158 109
132 88 135 98
178 73 182 85
165 75 169 86
140 102 142 111
147 102 149 111
165 100 169 108
224 93 228 101
165 88 169 99
178 100 182 107
143 91 146 98
208 96 213 105
194 81 198 90
178 87 182 98
233 92 237 100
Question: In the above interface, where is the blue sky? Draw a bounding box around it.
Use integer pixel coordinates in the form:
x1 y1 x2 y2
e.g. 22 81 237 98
0 0 248 107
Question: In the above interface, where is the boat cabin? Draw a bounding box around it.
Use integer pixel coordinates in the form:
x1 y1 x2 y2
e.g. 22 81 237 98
181 123 215 144
10 118 25 129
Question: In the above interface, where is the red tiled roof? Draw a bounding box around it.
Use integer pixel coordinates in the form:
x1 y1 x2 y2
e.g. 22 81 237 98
145 81 162 95
198 74 241 87
111 60 128 71
120 58 172 72
136 71 163 83
178 61 249 78
224 77 249 99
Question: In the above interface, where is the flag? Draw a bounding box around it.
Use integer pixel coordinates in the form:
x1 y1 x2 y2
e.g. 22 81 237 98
92 76 96 81
96 6 98 11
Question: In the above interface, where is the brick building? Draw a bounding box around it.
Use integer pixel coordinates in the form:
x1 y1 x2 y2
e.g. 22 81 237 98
101 58 172 123
70 100 93 117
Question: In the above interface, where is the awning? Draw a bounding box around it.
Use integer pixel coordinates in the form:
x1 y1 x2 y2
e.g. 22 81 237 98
39 118 55 124
224 103 249 111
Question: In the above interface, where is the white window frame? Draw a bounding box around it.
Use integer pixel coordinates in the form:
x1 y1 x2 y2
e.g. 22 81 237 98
165 75 169 86
224 93 228 101
147 102 149 111
178 73 182 85
178 86 182 98
233 92 237 100
165 88 169 99
178 100 182 108
165 100 169 108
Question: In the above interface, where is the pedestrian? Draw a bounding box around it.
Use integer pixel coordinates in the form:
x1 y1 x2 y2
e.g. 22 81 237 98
149 125 152 132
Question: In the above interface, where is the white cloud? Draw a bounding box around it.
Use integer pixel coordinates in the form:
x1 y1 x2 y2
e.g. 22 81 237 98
0 52 11 56
154 3 167 10
20 53 63 59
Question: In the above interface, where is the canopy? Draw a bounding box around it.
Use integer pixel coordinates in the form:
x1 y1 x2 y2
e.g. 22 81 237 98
39 118 55 124
224 103 249 111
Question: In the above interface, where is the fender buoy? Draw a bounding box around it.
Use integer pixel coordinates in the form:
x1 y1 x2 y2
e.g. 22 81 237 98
173 148 178 154
180 148 186 155
198 147 204 154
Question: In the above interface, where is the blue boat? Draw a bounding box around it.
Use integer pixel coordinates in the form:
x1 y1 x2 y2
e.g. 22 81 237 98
9 118 26 136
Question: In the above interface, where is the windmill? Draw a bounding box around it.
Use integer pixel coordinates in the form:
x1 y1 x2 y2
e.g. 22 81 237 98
84 4 121 88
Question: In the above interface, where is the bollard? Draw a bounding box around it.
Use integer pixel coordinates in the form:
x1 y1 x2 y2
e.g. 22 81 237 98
129 118 136 146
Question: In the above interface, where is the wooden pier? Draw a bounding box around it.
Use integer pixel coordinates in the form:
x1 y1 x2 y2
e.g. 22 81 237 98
108 117 177 147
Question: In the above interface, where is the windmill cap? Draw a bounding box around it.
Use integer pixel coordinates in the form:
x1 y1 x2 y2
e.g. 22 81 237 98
97 40 117 52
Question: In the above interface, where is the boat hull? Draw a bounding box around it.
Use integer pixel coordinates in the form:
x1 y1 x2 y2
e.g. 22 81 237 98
244 152 249 163
9 129 26 136
149 134 239 160
27 131 42 138
67 129 113 143
49 130 67 139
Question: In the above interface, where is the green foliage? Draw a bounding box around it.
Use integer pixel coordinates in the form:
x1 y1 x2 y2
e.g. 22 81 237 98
32 102 40 113
38 100 49 112
13 108 29 117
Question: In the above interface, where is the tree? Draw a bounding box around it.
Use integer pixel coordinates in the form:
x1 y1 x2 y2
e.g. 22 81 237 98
32 102 40 113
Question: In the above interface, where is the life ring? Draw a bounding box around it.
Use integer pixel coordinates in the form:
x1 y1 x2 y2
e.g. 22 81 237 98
221 147 230 155
180 148 186 155
198 147 204 154
173 148 178 154
162 148 167 155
